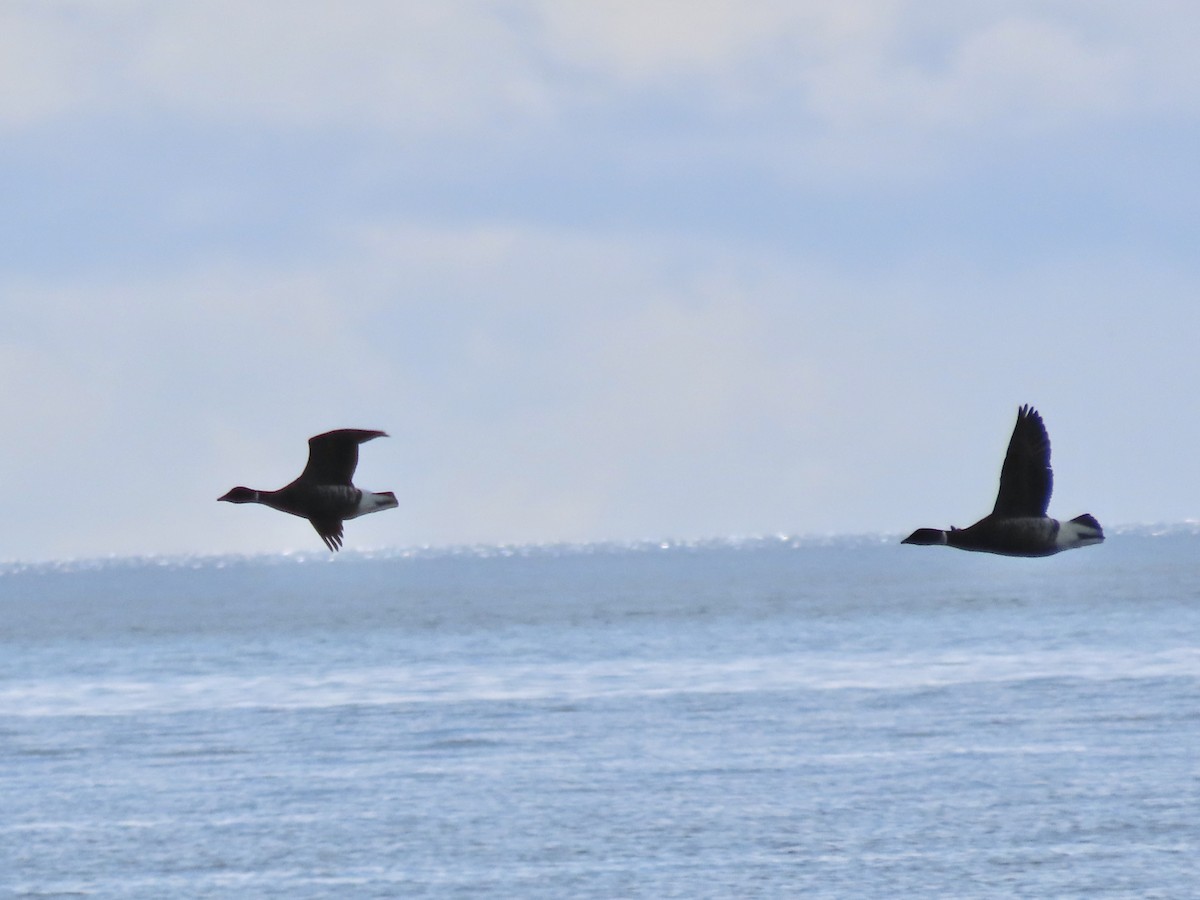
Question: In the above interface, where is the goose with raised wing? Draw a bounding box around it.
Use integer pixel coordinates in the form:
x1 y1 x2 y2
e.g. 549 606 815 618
219 429 397 551
902 405 1103 557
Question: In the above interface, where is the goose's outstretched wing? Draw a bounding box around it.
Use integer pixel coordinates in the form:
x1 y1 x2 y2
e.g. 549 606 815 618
299 429 388 486
992 405 1052 518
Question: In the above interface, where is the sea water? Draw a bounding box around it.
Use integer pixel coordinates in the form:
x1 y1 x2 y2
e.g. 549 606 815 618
1 530 1197 898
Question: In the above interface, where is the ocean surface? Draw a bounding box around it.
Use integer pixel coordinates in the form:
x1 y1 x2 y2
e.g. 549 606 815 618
2 529 1198 898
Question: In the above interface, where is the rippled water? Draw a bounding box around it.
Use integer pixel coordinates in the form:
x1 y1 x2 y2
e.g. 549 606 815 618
2 531 1198 897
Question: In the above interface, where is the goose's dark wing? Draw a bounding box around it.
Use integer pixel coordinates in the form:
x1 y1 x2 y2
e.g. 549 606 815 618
992 405 1052 518
310 517 344 552
298 429 388 486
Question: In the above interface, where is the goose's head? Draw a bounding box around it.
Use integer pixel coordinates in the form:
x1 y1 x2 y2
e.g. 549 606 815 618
218 486 259 504
901 527 948 546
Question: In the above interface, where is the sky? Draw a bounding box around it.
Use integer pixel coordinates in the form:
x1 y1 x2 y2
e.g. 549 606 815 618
3 0 1200 560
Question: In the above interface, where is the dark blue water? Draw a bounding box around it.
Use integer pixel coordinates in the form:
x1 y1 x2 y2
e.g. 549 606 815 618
2 531 1198 897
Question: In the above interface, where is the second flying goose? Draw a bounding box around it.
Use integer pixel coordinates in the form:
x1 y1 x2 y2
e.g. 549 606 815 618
902 405 1103 557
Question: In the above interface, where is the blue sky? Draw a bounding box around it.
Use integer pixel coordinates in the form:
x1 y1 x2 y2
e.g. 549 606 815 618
3 1 1199 559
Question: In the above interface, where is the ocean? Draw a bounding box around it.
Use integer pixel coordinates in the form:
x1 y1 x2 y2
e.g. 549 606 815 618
2 529 1198 898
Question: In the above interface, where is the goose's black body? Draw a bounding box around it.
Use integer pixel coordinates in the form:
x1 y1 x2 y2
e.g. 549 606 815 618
902 406 1103 557
219 429 397 551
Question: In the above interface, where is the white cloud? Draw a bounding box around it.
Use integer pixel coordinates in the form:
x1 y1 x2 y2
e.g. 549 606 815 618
532 1 1148 132
3 1 1196 149
133 0 552 133
887 16 1129 130
0 5 91 126
532 0 858 84
0 0 552 134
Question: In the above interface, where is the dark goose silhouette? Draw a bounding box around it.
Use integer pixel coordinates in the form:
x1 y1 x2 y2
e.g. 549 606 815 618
219 429 398 551
902 405 1103 557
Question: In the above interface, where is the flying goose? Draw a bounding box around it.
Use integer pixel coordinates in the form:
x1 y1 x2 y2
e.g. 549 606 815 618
902 405 1103 557
219 429 397 551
